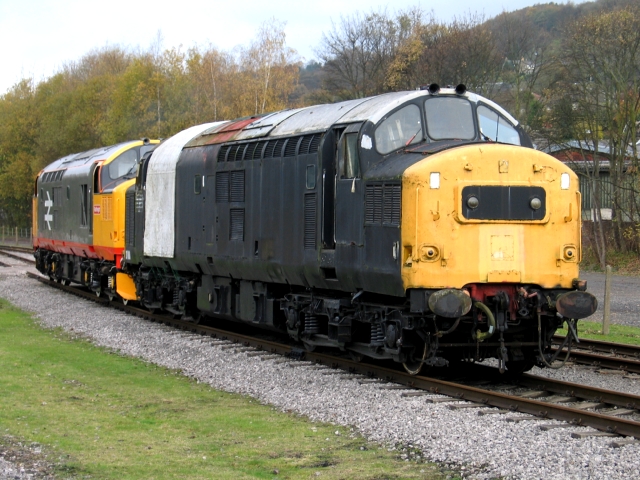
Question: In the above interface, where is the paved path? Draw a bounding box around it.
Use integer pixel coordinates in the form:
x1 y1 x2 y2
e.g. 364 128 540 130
581 272 640 327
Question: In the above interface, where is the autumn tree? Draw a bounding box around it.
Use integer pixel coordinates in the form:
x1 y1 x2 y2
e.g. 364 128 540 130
186 46 235 122
238 20 301 115
0 80 39 227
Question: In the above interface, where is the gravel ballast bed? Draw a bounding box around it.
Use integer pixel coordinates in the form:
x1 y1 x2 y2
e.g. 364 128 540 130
1 266 640 479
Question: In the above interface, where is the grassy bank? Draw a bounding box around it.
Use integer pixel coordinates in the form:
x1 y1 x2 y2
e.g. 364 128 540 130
580 244 640 276
0 298 442 479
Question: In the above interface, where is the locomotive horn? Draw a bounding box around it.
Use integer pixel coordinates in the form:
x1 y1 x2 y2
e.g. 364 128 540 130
455 84 467 95
428 83 440 94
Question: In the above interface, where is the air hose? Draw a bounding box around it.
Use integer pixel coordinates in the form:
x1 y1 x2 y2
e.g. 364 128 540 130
537 312 573 369
474 301 496 342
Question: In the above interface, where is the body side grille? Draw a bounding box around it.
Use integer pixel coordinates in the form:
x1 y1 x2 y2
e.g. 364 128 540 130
230 208 244 241
230 171 245 203
125 190 135 246
304 193 317 249
216 172 229 202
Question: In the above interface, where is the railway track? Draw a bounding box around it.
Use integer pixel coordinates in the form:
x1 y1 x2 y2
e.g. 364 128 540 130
553 336 640 374
0 245 34 264
23 271 640 442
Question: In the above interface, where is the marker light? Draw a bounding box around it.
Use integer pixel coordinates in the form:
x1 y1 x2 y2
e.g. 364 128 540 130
430 172 440 189
561 173 570 190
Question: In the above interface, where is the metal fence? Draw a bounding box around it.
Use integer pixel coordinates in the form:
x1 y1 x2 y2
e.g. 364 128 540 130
0 226 33 247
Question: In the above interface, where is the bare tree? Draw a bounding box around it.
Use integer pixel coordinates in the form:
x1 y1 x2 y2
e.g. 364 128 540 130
491 11 552 126
318 8 420 99
386 13 503 96
553 5 640 263
240 19 301 115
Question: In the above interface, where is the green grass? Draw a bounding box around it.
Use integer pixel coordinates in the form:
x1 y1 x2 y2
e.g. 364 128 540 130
0 298 443 479
558 320 640 346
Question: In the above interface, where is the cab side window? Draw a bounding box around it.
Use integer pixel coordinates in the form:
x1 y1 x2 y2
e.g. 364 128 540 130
100 149 138 192
477 105 521 145
340 133 360 179
374 104 422 155
109 149 138 179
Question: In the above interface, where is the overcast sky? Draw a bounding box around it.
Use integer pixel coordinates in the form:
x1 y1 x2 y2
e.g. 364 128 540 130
0 0 587 95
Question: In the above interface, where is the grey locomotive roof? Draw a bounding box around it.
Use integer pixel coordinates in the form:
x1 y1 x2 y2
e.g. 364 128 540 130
269 98 367 137
41 141 137 172
186 89 520 146
234 108 308 140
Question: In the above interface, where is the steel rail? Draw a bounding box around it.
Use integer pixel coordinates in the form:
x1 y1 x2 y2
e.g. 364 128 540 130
0 247 35 264
554 335 640 358
0 245 33 253
553 335 640 373
561 350 640 374
518 373 640 409
24 272 640 438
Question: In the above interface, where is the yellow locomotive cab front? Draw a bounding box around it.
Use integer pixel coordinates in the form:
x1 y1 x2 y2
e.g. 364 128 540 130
401 143 581 291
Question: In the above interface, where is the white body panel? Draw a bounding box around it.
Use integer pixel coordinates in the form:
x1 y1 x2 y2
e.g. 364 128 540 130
143 122 224 258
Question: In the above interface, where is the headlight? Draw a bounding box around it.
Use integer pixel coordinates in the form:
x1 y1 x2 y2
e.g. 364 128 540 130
467 196 479 209
430 172 440 189
561 173 570 190
530 197 542 210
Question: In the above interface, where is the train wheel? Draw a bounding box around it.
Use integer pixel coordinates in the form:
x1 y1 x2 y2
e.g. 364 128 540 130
94 287 102 298
122 299 129 306
303 341 316 352
63 280 70 286
107 293 115 302
403 342 427 375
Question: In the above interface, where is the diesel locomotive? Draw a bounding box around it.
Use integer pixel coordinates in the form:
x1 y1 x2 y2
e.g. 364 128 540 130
33 85 597 374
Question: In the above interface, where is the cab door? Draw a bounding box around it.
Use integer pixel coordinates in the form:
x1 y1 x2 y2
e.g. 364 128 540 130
334 123 364 246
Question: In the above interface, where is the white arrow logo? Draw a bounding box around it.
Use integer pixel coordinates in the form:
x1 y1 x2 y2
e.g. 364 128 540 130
44 191 53 230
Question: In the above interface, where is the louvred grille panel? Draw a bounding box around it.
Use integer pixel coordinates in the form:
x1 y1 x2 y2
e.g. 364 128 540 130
304 193 316 249
125 190 135 246
230 208 244 241
365 183 401 226
230 171 244 203
284 137 298 157
216 172 229 202
217 145 230 162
